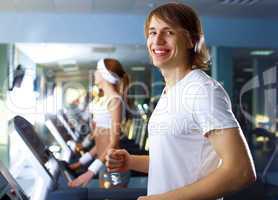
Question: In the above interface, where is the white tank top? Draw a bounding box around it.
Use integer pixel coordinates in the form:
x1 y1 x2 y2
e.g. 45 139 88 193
90 96 112 129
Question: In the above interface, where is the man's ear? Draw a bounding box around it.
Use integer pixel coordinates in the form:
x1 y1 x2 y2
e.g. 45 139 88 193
185 34 195 49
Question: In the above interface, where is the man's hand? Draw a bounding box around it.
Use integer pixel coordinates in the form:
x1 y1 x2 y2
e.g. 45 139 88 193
106 148 130 172
68 170 95 188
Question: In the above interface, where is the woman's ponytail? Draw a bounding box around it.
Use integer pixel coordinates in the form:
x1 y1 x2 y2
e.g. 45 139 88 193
116 73 132 120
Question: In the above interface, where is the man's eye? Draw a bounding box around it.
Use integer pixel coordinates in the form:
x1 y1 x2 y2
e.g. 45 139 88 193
149 31 156 36
166 31 174 35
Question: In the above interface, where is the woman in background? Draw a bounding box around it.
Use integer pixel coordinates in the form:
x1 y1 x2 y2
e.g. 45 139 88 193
68 58 130 188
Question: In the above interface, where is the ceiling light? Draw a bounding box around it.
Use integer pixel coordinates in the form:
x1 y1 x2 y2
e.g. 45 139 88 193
131 66 145 71
92 46 116 53
58 59 80 73
63 65 79 72
250 50 274 56
58 60 77 65
16 43 84 64
242 67 253 72
219 0 260 5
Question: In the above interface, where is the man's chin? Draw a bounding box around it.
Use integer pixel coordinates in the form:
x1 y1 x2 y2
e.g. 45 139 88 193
153 62 169 70
152 59 169 68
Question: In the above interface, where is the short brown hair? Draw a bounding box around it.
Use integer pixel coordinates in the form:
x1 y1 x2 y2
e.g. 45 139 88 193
144 3 210 69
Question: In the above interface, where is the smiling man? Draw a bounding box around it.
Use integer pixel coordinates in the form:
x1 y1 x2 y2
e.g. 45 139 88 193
106 3 256 200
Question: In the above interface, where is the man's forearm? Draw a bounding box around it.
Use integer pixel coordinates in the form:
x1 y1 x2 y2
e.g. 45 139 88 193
129 155 149 173
163 164 255 200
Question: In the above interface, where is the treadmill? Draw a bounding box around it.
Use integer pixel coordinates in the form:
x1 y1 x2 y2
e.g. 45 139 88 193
44 115 77 161
12 115 146 200
0 161 28 200
57 113 79 142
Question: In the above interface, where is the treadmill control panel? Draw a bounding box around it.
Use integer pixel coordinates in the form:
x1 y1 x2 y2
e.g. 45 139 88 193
0 161 28 200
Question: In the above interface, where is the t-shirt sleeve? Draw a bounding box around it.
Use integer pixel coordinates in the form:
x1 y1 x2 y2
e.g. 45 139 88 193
192 81 239 136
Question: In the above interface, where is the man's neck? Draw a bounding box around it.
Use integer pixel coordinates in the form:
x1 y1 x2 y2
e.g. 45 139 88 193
161 65 192 91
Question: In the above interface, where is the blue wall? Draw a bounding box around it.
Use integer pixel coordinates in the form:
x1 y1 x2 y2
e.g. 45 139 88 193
211 47 234 97
0 13 144 44
0 13 277 48
203 17 278 48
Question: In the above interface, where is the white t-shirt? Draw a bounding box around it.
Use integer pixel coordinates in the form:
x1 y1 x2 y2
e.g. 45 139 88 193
147 69 239 197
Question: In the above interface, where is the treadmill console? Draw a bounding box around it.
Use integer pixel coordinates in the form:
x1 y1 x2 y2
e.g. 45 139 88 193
13 116 55 183
0 161 28 200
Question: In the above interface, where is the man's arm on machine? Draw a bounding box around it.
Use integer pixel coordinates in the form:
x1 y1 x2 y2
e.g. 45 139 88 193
106 149 149 174
129 155 149 173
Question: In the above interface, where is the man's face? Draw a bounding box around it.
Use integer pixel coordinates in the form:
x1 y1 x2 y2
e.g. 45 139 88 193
146 16 192 69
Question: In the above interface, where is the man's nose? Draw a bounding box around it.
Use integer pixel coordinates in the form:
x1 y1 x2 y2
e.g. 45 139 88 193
154 32 165 45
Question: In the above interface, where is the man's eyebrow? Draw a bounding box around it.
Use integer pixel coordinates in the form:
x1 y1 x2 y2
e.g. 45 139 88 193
148 27 173 31
163 27 173 30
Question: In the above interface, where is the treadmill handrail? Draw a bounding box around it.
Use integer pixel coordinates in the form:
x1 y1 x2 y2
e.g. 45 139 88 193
45 119 73 161
57 114 78 141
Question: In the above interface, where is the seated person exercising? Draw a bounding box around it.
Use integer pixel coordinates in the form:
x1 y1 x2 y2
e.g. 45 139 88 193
106 3 256 200
68 58 130 188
